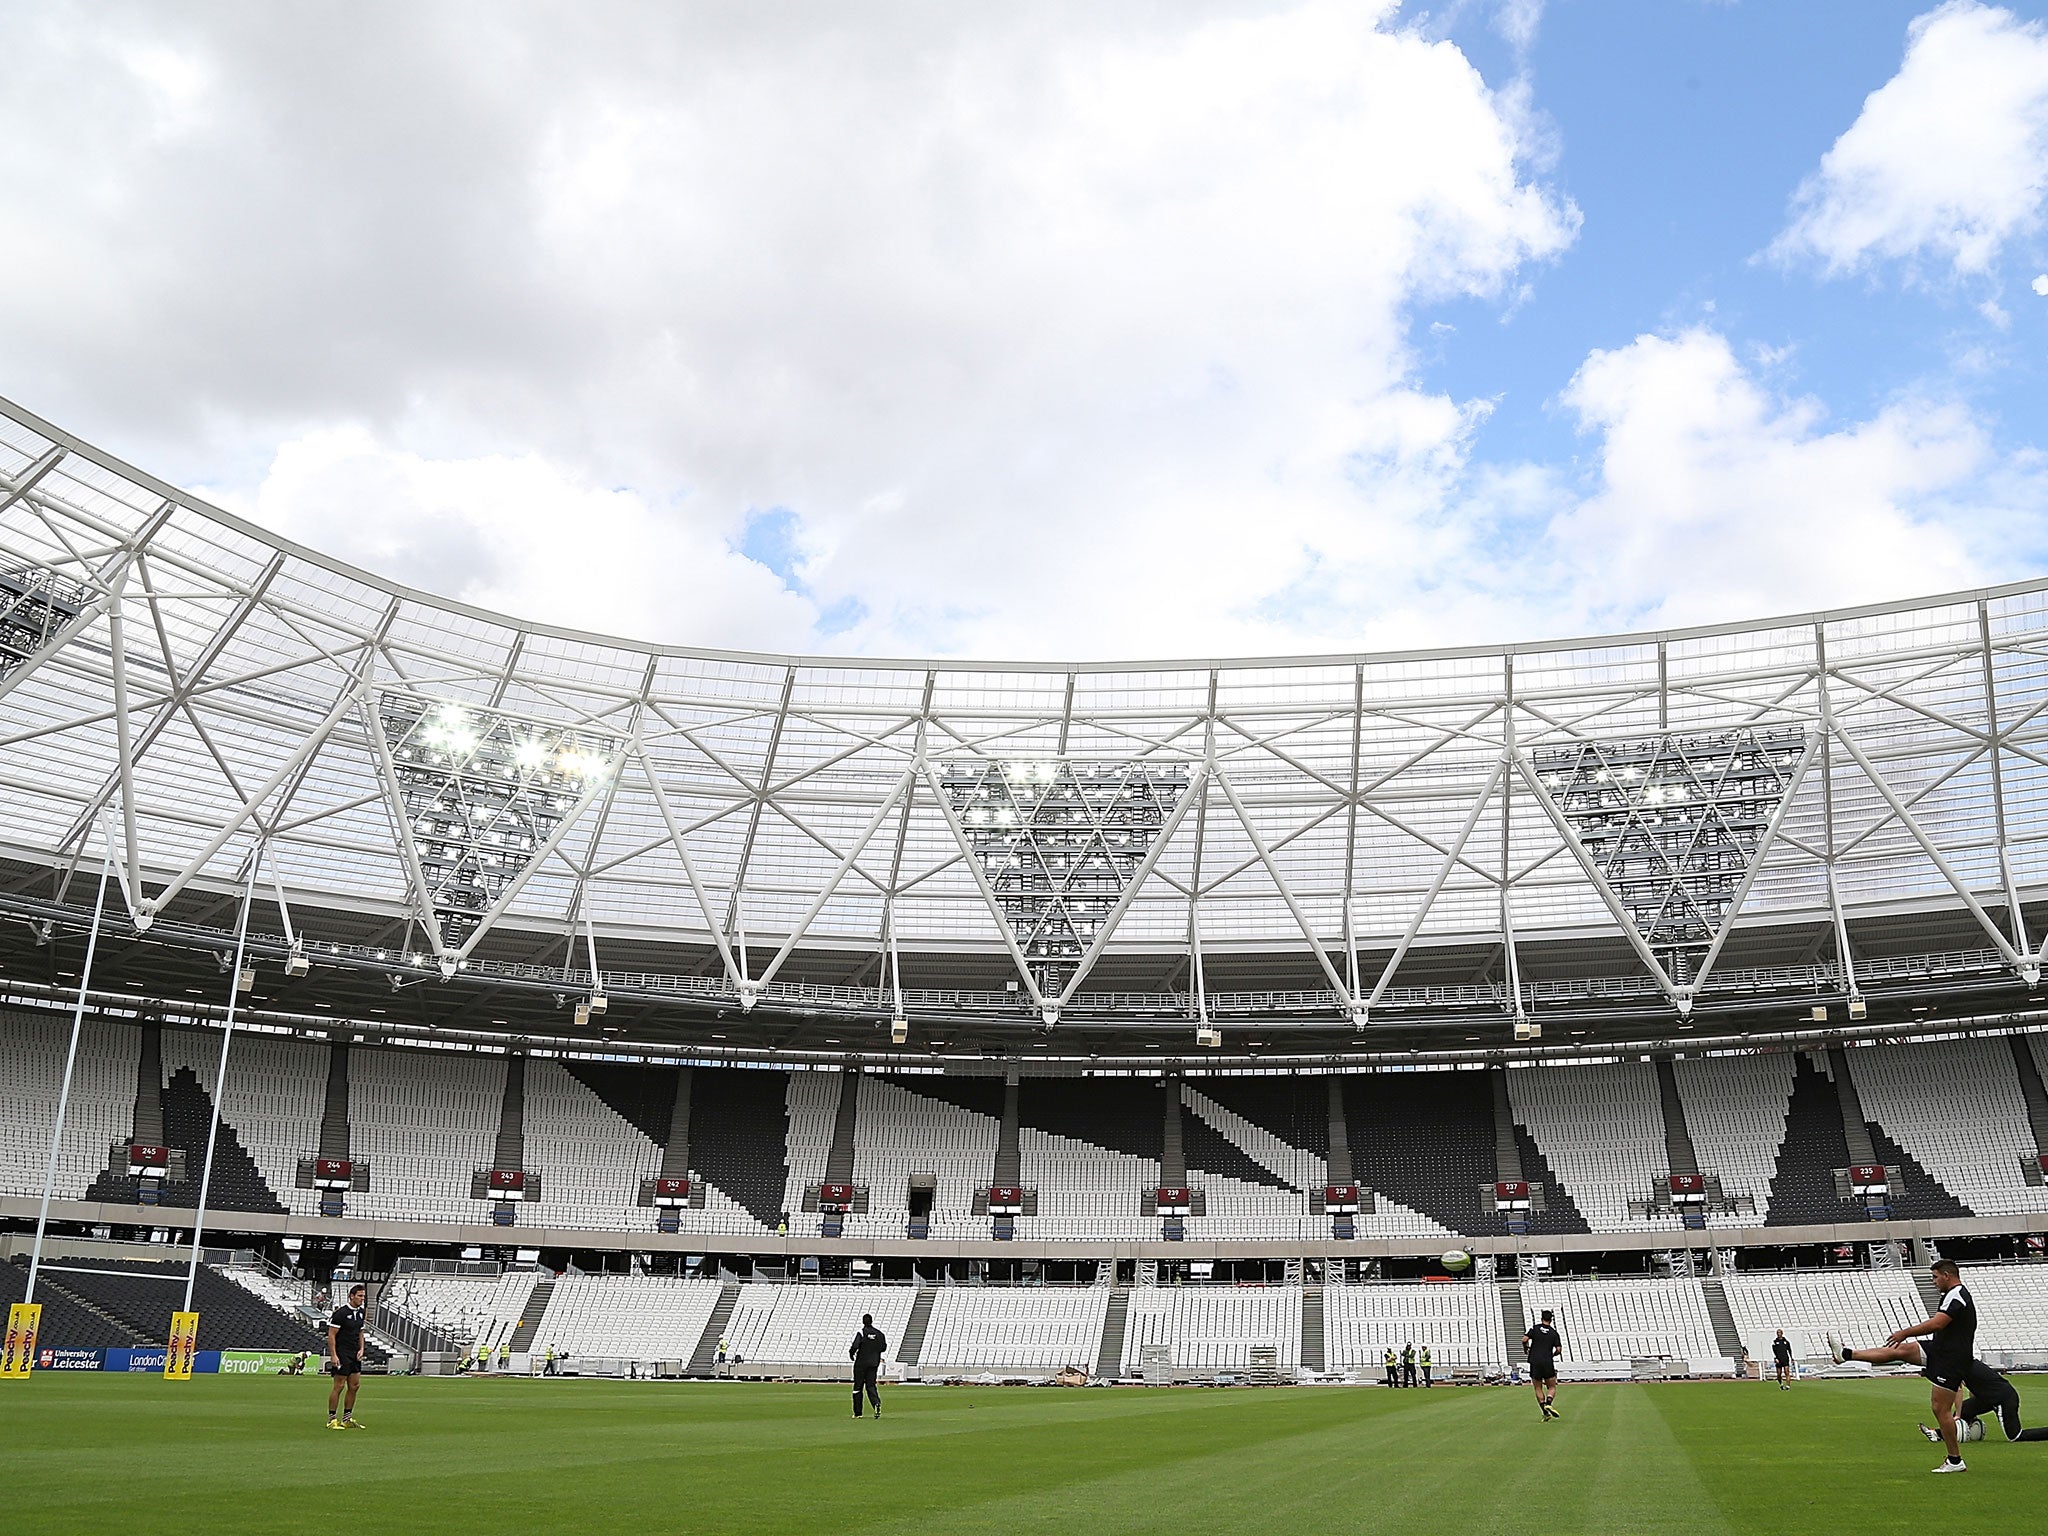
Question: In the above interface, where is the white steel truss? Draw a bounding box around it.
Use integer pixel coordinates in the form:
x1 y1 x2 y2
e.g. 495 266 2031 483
1524 727 1818 1006
940 757 1191 998
368 690 622 967
6 393 2048 1035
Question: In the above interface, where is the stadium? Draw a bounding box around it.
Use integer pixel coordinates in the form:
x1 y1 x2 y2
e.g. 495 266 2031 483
6 385 2048 1527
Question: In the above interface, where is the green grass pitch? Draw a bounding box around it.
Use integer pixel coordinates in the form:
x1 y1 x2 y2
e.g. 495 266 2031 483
3 1374 2039 1533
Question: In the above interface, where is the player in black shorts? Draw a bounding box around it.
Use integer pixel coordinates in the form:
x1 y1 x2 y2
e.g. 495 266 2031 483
326 1283 369 1431
1915 1356 2048 1445
1827 1257 1974 1471
1523 1309 1563 1421
1770 1330 1793 1390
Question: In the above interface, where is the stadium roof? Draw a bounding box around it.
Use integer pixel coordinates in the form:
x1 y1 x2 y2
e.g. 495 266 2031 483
4 392 2048 1066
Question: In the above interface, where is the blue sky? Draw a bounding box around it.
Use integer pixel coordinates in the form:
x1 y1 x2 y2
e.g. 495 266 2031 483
1432 1 2043 474
1 1 2045 660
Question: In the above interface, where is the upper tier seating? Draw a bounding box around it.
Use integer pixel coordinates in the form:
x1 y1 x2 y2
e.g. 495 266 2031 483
1848 1038 2048 1218
684 1065 790 1234
723 1283 919 1365
9 1013 2048 1245
1518 1276 1720 1363
1507 1060 1672 1232
0 1011 136 1199
1120 1285 1302 1372
780 1070 841 1229
1323 1280 1509 1374
1720 1268 1924 1362
159 1027 324 1218
1342 1071 1493 1237
346 1046 501 1224
1012 1078 1164 1241
1671 1052 1793 1227
918 1287 1110 1372
522 1059 664 1232
1182 1081 1326 1191
850 1075 1000 1240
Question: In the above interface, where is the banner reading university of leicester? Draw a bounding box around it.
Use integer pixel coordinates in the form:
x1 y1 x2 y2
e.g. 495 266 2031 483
2 1303 40 1378
165 1313 200 1380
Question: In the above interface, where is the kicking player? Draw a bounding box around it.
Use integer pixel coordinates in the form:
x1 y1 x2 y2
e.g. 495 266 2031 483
326 1282 369 1431
1524 1309 1563 1421
1770 1330 1793 1390
1826 1257 1975 1472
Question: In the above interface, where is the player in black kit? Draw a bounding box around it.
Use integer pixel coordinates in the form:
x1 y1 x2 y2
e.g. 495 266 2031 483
849 1312 887 1419
1828 1258 1975 1471
326 1282 369 1431
1523 1309 1563 1421
1770 1330 1793 1389
1917 1357 2048 1446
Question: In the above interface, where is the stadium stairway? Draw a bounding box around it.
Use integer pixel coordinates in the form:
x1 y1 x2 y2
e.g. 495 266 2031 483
1490 1069 1524 1183
688 1281 743 1374
318 1039 351 1160
1160 1079 1187 1188
993 1075 1021 1189
1913 1267 1944 1316
1696 1277 1744 1361
1300 1286 1325 1372
2010 1037 2048 1157
1499 1281 1527 1370
507 1277 555 1353
897 1289 935 1367
662 1067 693 1178
494 1055 527 1172
1095 1288 1130 1379
1654 1058 1701 1176
825 1070 860 1188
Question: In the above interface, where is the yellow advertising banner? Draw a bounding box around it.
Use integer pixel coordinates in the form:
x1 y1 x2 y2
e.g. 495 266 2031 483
165 1312 200 1380
1 1302 40 1378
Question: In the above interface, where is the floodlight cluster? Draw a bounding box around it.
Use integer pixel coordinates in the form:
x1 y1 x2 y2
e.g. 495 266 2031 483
943 758 1190 992
1533 726 1808 972
0 564 89 685
378 694 621 952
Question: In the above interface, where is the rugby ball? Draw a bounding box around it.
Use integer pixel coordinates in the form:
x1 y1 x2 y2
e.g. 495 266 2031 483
1441 1249 1473 1273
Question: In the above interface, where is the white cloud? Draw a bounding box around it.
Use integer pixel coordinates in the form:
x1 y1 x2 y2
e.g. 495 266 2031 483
1771 1 2048 279
0 1 1576 659
208 429 816 651
2033 273 2048 295
1544 328 2025 628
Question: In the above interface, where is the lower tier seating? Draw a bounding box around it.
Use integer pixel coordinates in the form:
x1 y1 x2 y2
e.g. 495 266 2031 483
529 1276 725 1362
1720 1268 1924 1362
1121 1285 1301 1371
724 1283 918 1365
1324 1281 1509 1374
918 1287 1110 1371
1517 1276 1719 1363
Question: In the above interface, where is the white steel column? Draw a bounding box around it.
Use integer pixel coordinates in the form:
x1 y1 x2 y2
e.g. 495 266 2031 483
181 857 258 1311
1814 632 1861 1003
24 822 115 1304
1978 600 2031 956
